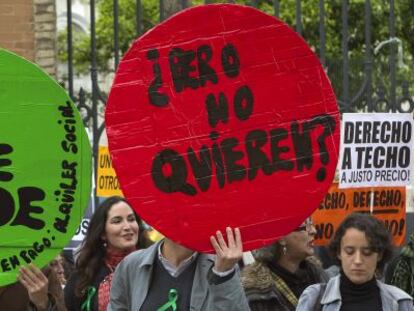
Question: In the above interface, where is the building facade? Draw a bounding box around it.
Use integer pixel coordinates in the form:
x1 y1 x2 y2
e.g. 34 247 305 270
0 0 57 77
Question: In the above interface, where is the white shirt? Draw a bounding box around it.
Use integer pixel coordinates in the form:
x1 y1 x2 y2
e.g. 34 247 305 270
157 242 235 277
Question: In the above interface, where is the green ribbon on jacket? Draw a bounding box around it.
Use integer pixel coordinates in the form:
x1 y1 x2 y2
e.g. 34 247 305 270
157 288 178 311
81 286 97 311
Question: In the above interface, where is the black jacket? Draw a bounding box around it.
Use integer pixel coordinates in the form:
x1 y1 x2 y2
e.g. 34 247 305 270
64 265 110 311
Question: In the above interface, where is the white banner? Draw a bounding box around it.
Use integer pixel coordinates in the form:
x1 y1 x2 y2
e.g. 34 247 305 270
339 113 413 188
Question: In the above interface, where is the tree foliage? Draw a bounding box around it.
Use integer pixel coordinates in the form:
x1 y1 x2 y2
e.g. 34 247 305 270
58 0 414 109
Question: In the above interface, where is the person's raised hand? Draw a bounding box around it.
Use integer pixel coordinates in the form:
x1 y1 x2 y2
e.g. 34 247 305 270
18 264 49 310
210 227 243 273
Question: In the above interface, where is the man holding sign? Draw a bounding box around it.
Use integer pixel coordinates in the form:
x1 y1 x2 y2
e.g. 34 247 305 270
108 228 249 310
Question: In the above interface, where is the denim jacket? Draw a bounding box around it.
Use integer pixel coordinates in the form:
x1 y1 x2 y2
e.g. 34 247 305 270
296 275 414 311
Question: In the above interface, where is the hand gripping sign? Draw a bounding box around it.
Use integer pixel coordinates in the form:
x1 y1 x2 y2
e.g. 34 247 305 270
0 49 91 285
106 4 340 252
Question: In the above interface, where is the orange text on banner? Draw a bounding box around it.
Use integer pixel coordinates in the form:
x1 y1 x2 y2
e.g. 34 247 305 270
97 146 123 197
312 183 406 246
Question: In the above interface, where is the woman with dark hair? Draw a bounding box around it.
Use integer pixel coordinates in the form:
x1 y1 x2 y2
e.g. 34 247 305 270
241 217 327 310
64 196 151 311
297 212 413 311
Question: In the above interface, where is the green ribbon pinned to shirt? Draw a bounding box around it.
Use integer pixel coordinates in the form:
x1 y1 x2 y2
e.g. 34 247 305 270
157 288 178 311
81 286 97 311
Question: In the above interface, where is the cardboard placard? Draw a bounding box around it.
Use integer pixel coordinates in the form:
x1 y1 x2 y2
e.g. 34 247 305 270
0 49 92 285
105 4 340 252
339 113 413 188
313 183 406 246
97 146 123 197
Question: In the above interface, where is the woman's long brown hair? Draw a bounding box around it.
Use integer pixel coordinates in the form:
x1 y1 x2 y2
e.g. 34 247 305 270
74 196 151 297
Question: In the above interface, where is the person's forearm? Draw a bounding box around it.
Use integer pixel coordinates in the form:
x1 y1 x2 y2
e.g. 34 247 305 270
31 294 50 311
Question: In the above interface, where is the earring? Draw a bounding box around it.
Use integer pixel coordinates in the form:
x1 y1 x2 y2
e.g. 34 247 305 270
282 245 287 255
103 241 107 248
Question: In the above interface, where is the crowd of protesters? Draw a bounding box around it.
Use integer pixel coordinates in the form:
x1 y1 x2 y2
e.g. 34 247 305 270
3 196 414 310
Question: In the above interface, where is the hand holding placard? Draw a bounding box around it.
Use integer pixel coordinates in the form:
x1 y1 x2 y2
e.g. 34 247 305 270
18 264 49 310
211 227 243 273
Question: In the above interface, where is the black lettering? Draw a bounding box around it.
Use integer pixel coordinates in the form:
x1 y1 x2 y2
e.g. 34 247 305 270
269 129 293 171
147 48 169 107
221 137 246 183
205 92 229 128
221 43 240 78
363 122 372 143
0 143 13 181
42 237 51 247
54 215 70 233
344 122 354 144
291 121 312 172
169 47 199 92
362 147 373 168
315 223 334 240
371 121 380 143
245 130 272 180
9 255 19 269
81 219 89 235
355 147 365 169
187 145 212 192
402 121 412 143
197 45 218 87
233 85 254 121
399 146 410 168
354 122 362 143
62 170 76 180
66 133 76 142
385 146 398 168
341 148 352 169
381 122 391 143
151 149 196 196
373 147 385 168
108 176 114 189
11 187 45 230
58 101 74 118
62 160 77 171
62 141 78 154
33 242 44 253
64 124 75 133
1 259 11 272
60 178 77 190
27 249 38 260
391 122 401 143
0 187 15 226
308 115 336 181
59 203 72 214
20 250 31 264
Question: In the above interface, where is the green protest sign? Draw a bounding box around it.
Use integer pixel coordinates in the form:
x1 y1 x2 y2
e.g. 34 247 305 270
0 49 92 286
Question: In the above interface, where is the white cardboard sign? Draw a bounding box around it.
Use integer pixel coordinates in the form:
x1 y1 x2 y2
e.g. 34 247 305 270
339 113 413 188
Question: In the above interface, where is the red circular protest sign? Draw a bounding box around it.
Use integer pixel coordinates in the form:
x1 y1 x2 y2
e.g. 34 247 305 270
106 4 340 252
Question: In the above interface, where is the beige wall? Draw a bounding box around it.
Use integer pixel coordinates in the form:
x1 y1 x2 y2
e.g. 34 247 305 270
0 0 56 77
